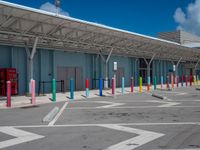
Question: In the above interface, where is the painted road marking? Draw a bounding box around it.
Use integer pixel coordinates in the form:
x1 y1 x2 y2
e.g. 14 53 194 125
48 102 68 126
8 122 200 128
99 124 164 150
0 127 44 149
95 101 125 108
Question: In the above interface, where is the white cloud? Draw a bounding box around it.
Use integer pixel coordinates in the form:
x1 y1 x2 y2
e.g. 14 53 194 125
40 2 69 16
174 0 200 35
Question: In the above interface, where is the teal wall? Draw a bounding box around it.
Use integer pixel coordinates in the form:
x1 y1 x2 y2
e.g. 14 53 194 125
0 45 193 94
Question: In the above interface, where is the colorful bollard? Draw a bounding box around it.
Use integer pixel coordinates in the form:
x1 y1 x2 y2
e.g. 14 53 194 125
7 81 11 107
194 75 196 85
147 76 150 92
31 79 36 105
99 78 103 96
85 79 89 98
139 77 142 92
122 77 124 96
112 77 115 96
131 77 134 93
190 75 192 86
154 76 157 90
181 75 184 87
166 76 169 89
176 76 179 88
197 75 199 85
52 79 56 102
70 79 74 99
186 75 188 87
161 76 163 89
171 74 174 89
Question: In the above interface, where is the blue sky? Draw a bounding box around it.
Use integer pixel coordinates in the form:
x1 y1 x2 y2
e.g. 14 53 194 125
3 0 196 37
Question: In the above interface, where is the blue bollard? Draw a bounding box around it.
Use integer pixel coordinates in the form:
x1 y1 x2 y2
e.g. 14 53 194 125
70 79 74 100
99 78 103 96
122 77 124 96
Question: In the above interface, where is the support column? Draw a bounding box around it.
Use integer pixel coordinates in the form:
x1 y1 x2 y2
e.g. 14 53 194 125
25 37 39 94
175 57 182 87
100 48 113 89
143 54 156 92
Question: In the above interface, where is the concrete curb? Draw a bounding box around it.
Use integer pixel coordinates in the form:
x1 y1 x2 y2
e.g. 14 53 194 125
152 93 167 100
43 107 59 122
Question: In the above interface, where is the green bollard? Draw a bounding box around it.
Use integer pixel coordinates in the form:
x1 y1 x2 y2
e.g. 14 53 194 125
52 79 56 102
154 76 157 90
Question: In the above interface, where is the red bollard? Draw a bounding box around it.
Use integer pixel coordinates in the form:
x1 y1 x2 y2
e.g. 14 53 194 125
7 81 11 107
190 75 192 86
85 79 89 97
131 77 134 93
112 78 115 96
31 79 36 105
186 75 188 87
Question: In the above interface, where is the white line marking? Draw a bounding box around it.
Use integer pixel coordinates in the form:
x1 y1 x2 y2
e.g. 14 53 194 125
48 102 68 126
157 101 180 107
7 122 200 128
95 101 125 108
0 127 44 149
99 124 164 150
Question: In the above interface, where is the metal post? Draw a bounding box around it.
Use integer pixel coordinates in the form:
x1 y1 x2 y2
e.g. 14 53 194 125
112 77 115 96
99 78 103 96
161 76 163 89
52 79 56 102
70 79 74 99
139 77 142 92
154 76 157 90
122 77 124 96
85 79 89 98
7 81 11 107
131 77 134 93
31 79 36 105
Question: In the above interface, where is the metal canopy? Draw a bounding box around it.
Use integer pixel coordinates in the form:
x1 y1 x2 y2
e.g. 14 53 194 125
0 1 200 61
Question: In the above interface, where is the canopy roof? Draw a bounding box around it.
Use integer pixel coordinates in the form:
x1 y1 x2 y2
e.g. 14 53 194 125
0 1 200 61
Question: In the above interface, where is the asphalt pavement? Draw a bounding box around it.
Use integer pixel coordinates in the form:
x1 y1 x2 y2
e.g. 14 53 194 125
0 86 200 150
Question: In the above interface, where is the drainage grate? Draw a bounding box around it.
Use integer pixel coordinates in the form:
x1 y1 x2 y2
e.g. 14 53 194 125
20 105 39 109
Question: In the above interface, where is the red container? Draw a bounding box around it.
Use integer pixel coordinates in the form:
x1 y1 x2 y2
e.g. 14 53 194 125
0 68 18 96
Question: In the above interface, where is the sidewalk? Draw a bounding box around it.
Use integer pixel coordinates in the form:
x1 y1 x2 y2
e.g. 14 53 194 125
0 83 196 109
0 86 142 109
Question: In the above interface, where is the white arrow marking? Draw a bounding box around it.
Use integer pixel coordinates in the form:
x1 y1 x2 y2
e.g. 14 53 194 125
98 124 164 150
95 101 125 108
0 127 44 149
149 100 180 108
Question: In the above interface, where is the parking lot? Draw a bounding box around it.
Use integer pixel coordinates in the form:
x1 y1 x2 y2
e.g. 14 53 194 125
0 87 200 150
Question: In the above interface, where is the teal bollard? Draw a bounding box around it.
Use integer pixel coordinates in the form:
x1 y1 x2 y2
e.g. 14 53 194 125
122 77 124 96
70 79 74 100
52 79 56 102
154 76 157 90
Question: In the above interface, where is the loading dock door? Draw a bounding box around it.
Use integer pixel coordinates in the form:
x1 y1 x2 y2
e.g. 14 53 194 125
116 67 124 87
57 67 83 91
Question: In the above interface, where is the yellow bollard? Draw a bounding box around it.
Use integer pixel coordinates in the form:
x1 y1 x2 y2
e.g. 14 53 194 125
139 77 142 92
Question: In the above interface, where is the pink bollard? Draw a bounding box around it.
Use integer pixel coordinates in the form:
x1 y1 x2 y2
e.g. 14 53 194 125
7 81 11 107
31 79 36 105
112 78 115 96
